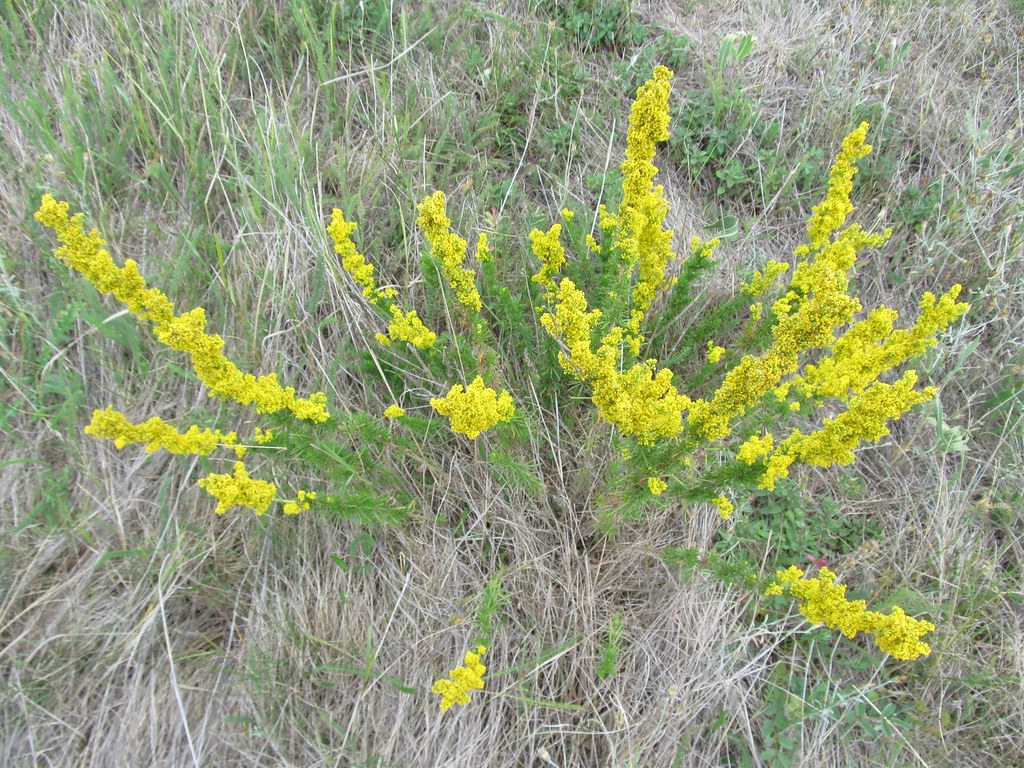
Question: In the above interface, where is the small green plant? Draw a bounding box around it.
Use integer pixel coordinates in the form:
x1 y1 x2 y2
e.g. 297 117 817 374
669 34 825 211
597 610 626 678
756 666 914 766
540 0 647 54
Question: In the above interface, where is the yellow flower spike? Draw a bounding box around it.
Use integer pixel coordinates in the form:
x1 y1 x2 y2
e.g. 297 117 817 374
416 191 482 312
430 376 515 439
84 407 238 456
327 208 394 305
197 461 277 516
37 196 330 424
802 122 873 253
432 646 487 712
707 341 725 363
610 65 677 347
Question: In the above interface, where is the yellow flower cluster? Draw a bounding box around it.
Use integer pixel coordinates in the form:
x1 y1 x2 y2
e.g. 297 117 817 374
432 646 487 711
328 207 435 349
384 404 406 419
803 123 872 252
84 407 237 455
416 191 483 312
282 489 317 516
756 371 935 489
537 275 691 445
197 461 278 516
687 124 904 443
430 376 515 439
530 224 566 291
743 259 790 298
385 305 437 349
707 341 725 363
766 566 935 660
780 286 968 403
475 232 491 262
326 209 396 305
647 477 668 495
712 495 734 520
36 196 330 423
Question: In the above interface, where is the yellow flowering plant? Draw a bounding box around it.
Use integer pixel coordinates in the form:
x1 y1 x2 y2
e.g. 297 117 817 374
35 63 969 679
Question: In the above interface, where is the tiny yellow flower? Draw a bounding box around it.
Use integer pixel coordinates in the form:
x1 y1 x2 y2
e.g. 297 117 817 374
384 404 405 419
432 646 487 711
707 341 725 363
282 489 317 516
712 494 734 519
647 477 668 495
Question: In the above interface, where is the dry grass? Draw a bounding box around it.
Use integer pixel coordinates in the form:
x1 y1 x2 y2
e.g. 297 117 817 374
1 0 1022 766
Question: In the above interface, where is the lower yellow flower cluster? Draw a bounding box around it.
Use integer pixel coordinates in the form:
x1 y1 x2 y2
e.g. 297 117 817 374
767 566 935 660
432 646 487 711
197 461 278 516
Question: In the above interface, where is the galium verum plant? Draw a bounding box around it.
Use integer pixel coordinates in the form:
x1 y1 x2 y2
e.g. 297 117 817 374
35 66 967 703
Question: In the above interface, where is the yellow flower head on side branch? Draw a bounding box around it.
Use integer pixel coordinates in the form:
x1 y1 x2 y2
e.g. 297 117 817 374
327 208 397 305
766 566 935 660
416 191 483 313
432 646 487 711
36 196 330 424
197 461 278 516
84 407 238 455
756 370 936 491
430 376 515 439
282 489 317 516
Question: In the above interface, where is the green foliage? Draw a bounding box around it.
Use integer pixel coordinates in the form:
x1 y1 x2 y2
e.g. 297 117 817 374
540 0 648 54
663 546 761 591
475 570 511 645
720 479 881 569
667 33 827 212
755 666 914 766
597 610 626 678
